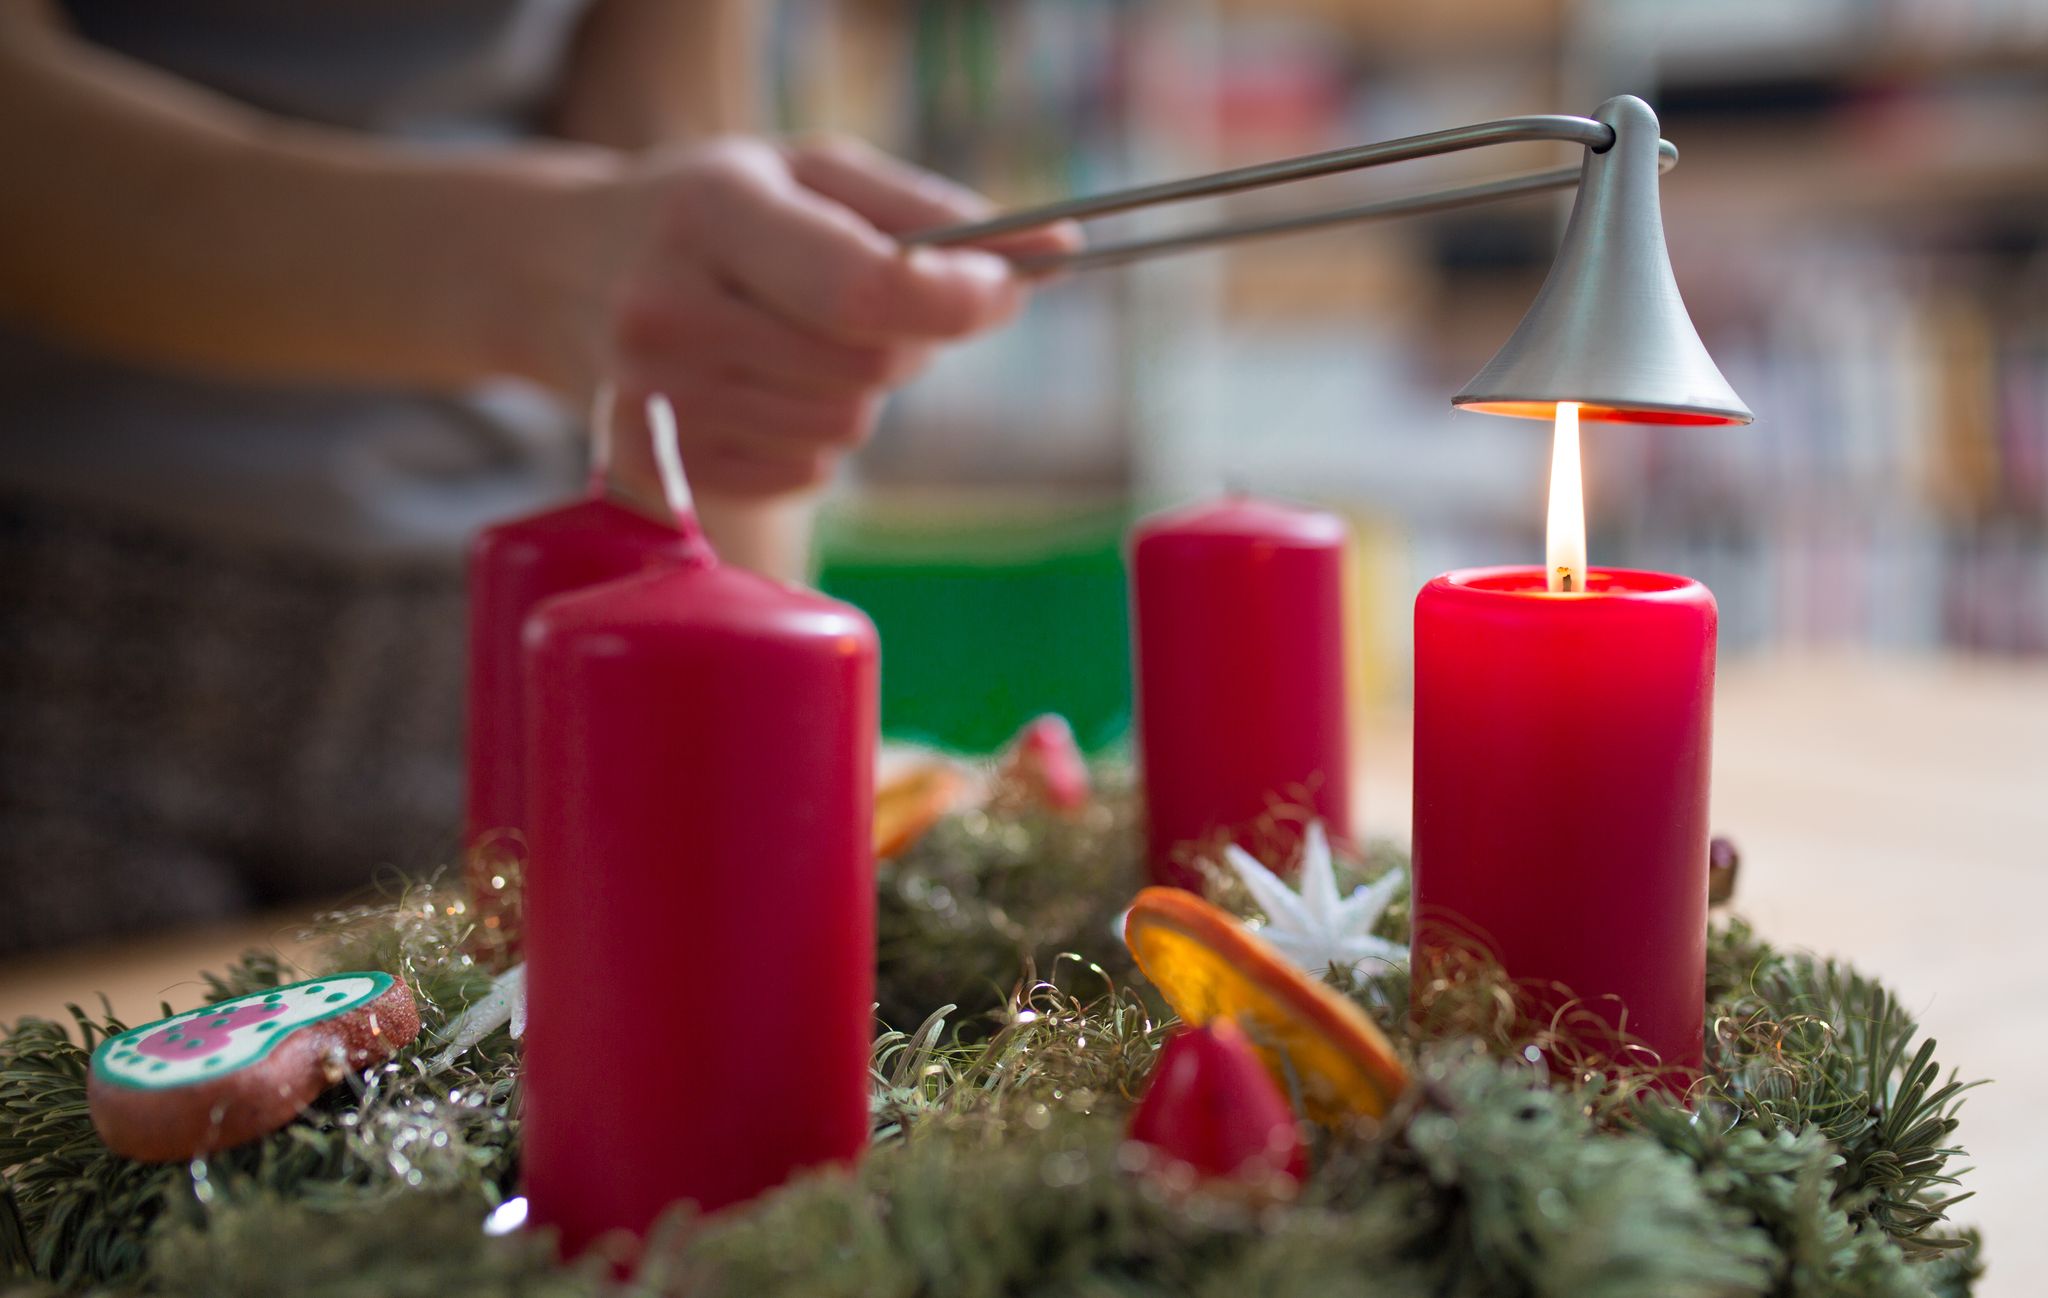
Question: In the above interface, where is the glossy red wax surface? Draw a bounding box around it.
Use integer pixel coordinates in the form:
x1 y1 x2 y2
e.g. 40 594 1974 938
465 492 699 856
1128 1022 1306 1183
1131 496 1353 889
521 555 878 1253
1412 566 1715 1076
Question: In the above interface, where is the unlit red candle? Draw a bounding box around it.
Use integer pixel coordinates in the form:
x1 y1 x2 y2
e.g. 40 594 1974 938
519 510 878 1253
464 486 700 943
1131 496 1353 889
1411 566 1715 1078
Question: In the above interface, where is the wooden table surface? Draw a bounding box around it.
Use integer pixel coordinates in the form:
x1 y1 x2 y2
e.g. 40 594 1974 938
4 652 2044 1292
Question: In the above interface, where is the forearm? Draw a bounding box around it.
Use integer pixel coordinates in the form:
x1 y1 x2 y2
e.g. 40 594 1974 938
0 6 630 392
551 0 762 148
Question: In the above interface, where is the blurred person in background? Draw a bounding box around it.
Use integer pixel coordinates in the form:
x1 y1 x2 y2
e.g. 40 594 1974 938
0 0 1068 954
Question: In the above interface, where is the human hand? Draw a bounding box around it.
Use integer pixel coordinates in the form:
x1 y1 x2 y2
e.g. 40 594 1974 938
602 135 1077 502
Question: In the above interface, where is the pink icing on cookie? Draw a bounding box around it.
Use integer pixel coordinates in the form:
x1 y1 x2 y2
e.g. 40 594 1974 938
136 1002 288 1060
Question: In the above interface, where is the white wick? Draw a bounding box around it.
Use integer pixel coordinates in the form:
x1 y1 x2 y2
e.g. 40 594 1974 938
646 392 695 523
589 382 616 478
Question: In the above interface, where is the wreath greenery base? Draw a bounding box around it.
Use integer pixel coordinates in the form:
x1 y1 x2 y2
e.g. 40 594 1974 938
0 781 1983 1297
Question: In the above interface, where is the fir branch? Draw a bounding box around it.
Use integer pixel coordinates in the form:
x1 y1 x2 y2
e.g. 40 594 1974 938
0 881 522 1290
1395 1054 1777 1298
139 1192 602 1298
874 773 1143 1030
1703 921 1981 1256
2 1175 33 1280
1633 1104 1936 1297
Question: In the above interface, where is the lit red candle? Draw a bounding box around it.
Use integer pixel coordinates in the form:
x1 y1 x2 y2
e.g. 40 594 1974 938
465 466 700 943
520 400 878 1252
1411 404 1715 1078
1131 497 1353 889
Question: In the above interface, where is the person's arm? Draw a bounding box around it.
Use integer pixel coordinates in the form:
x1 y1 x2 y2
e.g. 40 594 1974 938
0 0 625 392
550 0 762 149
0 0 1076 549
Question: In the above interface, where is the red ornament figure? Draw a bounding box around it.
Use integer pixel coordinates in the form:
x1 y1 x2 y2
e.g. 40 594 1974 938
521 398 879 1253
465 411 703 945
1130 496 1353 890
1128 1020 1306 1185
999 713 1091 814
1411 566 1716 1078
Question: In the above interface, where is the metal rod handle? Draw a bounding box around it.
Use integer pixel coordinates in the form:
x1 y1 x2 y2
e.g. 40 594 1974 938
903 114 1679 273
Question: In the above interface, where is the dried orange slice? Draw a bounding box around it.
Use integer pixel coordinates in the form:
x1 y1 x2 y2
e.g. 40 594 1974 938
1124 886 1409 1123
873 760 969 860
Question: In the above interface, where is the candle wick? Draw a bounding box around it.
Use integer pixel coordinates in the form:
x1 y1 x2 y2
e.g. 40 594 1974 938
589 383 615 479
1558 569 1575 593
645 393 696 528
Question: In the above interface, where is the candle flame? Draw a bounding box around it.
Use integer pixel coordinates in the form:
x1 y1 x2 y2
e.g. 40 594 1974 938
1546 401 1586 594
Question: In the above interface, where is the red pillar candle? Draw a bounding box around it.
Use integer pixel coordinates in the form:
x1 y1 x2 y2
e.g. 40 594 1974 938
1131 496 1353 889
1412 566 1715 1077
465 486 701 943
520 518 878 1253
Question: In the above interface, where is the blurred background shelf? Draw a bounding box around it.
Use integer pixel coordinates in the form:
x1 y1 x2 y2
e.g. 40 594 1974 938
765 0 2048 753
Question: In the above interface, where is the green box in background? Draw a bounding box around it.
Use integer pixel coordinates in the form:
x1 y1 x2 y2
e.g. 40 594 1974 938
816 496 1134 755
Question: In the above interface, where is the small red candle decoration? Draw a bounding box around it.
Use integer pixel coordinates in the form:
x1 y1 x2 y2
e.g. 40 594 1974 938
998 713 1091 815
465 442 702 942
1131 496 1353 890
1128 1020 1305 1187
1411 403 1716 1078
521 398 878 1253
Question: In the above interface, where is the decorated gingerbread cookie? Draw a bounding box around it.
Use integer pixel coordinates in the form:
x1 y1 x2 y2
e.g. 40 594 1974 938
88 973 420 1162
